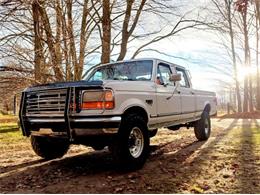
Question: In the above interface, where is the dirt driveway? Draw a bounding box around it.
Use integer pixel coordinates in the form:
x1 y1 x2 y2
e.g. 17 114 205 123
0 119 260 193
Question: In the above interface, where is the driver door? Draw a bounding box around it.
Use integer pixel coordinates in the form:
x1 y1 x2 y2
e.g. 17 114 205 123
156 63 181 123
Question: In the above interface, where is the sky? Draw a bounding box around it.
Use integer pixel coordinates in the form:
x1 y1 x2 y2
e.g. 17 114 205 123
135 32 229 91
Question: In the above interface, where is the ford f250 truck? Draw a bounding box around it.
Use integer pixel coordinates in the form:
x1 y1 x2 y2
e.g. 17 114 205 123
19 58 217 169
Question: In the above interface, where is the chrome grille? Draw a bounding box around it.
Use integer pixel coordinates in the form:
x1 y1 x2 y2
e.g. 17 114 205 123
26 89 67 116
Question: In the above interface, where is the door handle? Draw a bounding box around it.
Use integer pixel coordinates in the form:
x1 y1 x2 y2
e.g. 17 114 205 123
177 90 181 94
191 91 195 95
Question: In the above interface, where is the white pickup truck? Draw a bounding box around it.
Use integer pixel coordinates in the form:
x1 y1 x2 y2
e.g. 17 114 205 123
19 58 217 170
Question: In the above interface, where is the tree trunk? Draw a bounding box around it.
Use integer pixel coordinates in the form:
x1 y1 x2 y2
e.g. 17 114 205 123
117 0 133 61
32 1 44 83
255 1 260 110
62 15 71 80
78 0 89 78
55 0 63 74
242 4 250 112
257 24 260 110
38 2 64 81
249 76 254 112
117 0 146 61
225 0 242 112
101 0 111 63
66 0 78 81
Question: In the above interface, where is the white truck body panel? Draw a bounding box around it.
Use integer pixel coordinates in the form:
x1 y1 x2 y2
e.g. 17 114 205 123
79 58 217 130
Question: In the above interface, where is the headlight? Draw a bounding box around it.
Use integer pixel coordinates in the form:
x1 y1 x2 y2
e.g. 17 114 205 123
81 89 114 110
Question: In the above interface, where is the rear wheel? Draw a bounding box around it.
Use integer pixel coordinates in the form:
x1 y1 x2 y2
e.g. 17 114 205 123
31 135 70 160
194 111 211 141
111 114 150 170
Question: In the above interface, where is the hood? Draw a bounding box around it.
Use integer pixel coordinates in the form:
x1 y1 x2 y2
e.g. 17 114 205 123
25 80 103 92
103 80 155 92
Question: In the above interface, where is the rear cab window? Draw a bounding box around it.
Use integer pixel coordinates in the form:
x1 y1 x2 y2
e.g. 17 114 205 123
175 67 190 88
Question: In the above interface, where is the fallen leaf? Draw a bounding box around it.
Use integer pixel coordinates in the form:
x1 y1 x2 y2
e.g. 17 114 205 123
201 184 210 191
114 187 124 193
130 179 135 184
231 163 239 169
191 185 204 193
127 173 139 179
223 174 230 179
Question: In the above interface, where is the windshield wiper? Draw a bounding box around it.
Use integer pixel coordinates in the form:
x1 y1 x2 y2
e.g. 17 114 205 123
112 78 135 81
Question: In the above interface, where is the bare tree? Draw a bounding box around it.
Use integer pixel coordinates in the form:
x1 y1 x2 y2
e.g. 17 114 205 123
1 0 217 84
210 0 242 112
254 0 260 110
101 0 111 63
235 0 252 112
32 0 44 83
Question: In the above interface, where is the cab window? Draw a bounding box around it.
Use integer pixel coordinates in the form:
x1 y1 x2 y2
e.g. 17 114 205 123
157 64 173 85
176 67 190 88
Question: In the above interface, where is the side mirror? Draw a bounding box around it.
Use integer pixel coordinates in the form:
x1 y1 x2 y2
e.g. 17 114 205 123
169 73 181 82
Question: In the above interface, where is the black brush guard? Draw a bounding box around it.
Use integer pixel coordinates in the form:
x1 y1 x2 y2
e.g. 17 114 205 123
19 81 108 140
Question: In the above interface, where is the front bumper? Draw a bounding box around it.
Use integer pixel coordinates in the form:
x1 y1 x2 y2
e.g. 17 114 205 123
21 115 121 138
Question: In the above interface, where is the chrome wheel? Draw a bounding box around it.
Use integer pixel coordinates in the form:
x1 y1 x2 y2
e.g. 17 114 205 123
128 127 144 158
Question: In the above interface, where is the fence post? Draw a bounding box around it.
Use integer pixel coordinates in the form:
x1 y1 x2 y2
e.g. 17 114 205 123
13 95 16 115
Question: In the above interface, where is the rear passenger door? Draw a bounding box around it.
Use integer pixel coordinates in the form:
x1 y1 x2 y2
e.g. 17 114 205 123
176 67 196 120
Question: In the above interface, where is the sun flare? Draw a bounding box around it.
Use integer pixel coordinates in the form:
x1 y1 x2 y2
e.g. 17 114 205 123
237 66 257 81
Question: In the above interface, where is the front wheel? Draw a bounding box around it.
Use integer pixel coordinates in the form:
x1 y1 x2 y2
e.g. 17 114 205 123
194 111 211 141
111 114 150 170
31 135 70 160
149 129 158 138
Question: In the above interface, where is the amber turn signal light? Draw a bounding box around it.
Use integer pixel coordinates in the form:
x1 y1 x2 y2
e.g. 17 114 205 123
81 89 114 110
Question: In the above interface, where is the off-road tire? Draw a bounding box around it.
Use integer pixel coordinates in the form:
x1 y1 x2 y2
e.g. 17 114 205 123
92 145 105 151
111 114 150 170
149 129 158 138
31 135 70 160
194 111 211 141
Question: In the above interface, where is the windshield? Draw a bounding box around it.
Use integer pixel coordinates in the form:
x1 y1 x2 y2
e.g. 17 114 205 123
87 60 153 81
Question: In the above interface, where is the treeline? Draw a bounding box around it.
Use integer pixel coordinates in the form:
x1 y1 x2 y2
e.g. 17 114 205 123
208 0 260 112
0 0 203 83
0 0 207 112
0 0 259 113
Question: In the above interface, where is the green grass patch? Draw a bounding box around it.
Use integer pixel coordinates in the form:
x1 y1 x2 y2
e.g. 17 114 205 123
0 113 16 118
0 122 24 144
0 122 19 132
252 128 260 146
0 128 26 145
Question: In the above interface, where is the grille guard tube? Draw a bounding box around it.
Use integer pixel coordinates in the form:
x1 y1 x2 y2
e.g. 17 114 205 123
19 87 74 139
19 91 28 136
65 87 73 141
